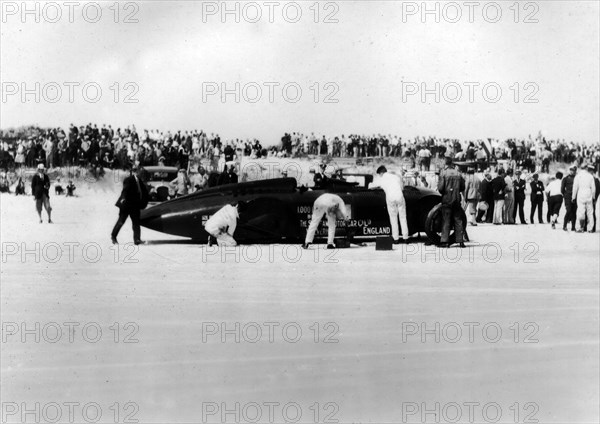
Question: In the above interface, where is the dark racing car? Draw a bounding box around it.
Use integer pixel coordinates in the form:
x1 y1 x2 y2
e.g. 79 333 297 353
140 176 466 245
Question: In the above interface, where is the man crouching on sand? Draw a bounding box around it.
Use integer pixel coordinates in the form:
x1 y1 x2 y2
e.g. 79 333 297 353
204 202 244 247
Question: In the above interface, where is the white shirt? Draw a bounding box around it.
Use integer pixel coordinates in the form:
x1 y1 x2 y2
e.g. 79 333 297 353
369 172 405 202
313 193 349 220
572 171 596 203
204 204 239 236
545 179 562 197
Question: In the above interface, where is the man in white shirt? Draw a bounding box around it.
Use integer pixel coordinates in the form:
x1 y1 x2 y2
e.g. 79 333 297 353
545 172 564 229
369 166 410 244
572 164 596 232
204 203 241 246
418 147 432 171
302 193 350 249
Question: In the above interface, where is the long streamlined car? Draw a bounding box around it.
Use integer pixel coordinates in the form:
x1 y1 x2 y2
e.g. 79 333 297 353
140 175 467 245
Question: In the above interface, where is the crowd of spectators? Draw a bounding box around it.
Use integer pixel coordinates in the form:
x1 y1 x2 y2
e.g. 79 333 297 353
1 124 599 175
0 124 267 173
279 132 600 173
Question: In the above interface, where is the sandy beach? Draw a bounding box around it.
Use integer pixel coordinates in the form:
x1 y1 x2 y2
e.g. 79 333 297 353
1 173 599 423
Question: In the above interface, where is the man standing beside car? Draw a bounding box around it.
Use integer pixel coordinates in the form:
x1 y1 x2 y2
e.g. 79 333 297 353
437 154 465 248
111 164 149 245
369 166 410 244
561 165 577 231
572 164 596 232
302 193 350 250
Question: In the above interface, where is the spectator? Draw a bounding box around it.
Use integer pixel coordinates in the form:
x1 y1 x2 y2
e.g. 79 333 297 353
491 168 507 225
530 173 545 224
503 169 515 224
31 164 52 223
572 164 596 232
545 172 563 229
463 167 480 226
171 168 191 197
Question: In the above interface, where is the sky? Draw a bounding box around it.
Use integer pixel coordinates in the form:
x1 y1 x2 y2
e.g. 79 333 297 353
1 0 599 145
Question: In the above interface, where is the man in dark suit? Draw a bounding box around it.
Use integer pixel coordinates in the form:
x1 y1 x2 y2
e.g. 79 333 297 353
561 165 577 231
490 168 507 224
313 163 328 188
437 154 466 248
530 173 545 224
111 164 149 245
31 163 52 223
513 169 527 224
476 171 494 223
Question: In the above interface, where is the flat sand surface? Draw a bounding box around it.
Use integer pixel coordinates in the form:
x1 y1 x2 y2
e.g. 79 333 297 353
1 179 599 423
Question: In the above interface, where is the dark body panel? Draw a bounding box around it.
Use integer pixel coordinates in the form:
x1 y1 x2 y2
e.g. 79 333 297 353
140 178 446 243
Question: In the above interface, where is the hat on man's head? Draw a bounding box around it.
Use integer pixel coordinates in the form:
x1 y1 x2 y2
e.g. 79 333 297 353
376 165 387 174
37 163 45 170
587 164 596 171
569 165 578 171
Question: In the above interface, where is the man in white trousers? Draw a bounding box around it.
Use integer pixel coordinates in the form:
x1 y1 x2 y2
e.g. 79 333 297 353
572 164 596 233
369 166 410 244
302 193 350 249
204 203 241 246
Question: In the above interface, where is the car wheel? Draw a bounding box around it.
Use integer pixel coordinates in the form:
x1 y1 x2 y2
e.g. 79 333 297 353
424 203 469 245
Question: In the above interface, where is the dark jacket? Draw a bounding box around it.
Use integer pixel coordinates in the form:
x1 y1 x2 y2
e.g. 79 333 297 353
313 172 328 188
207 172 220 188
530 180 545 201
480 177 493 201
491 176 507 200
31 173 50 199
437 166 465 205
561 175 575 202
513 178 527 199
116 175 149 210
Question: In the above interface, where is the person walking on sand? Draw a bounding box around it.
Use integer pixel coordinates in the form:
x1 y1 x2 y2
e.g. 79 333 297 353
111 164 149 245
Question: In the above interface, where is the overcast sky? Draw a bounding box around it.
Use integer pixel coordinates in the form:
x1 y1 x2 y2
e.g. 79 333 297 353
1 1 598 144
